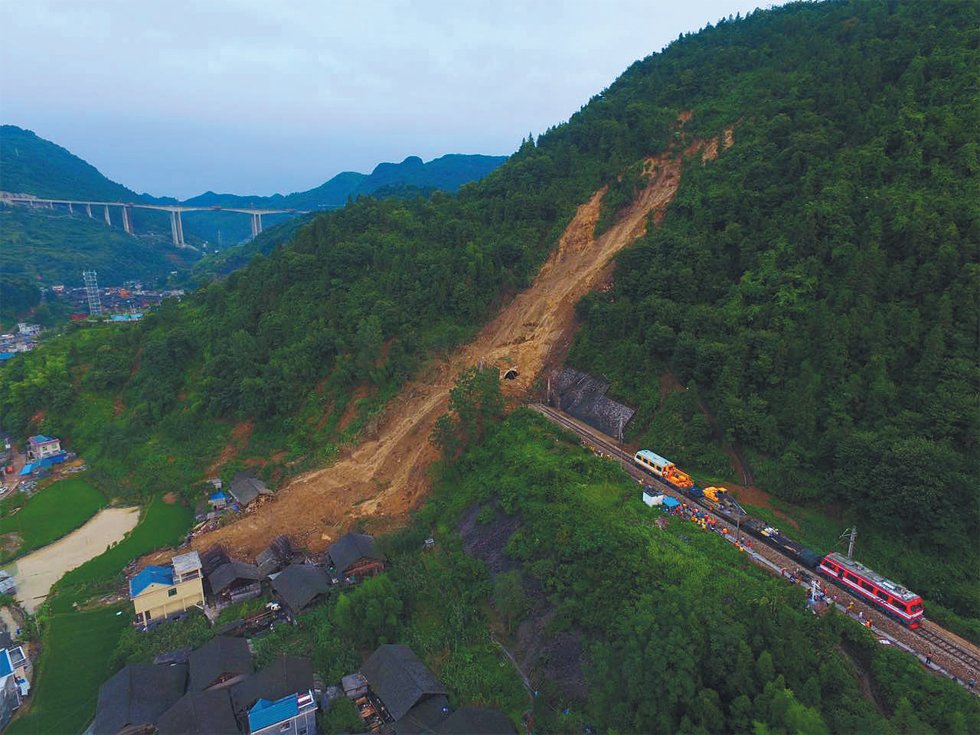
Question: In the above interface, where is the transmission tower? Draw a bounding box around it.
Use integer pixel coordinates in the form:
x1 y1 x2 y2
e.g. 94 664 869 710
83 270 102 316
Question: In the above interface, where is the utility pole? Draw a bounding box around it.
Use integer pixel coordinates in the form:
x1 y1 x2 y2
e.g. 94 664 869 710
838 526 858 559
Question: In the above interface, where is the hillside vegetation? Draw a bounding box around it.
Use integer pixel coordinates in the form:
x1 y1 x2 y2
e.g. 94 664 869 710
0 126 138 201
0 0 975 624
567 0 979 615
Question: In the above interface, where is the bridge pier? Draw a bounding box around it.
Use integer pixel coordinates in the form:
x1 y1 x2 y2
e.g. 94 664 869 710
169 209 186 247
104 205 111 226
68 202 73 215
86 203 93 218
250 212 263 238
121 205 133 234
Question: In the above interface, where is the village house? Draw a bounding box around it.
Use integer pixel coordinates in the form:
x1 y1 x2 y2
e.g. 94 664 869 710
91 662 188 735
130 551 204 627
438 707 517 734
229 472 273 508
247 689 318 735
361 644 450 734
229 656 315 724
188 636 253 692
0 648 29 731
155 689 240 735
255 536 293 577
206 559 265 606
271 564 331 619
26 434 61 460
327 532 385 581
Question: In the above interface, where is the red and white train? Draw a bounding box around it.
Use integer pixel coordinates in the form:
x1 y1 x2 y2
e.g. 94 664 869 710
819 552 924 628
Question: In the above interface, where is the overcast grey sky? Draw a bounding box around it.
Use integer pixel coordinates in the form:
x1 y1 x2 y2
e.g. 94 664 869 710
1 0 768 198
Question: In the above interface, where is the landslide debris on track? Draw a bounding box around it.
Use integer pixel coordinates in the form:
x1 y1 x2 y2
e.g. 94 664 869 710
196 125 730 559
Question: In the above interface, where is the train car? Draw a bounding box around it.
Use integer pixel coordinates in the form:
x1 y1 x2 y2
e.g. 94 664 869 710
633 450 694 489
818 552 924 628
741 519 821 567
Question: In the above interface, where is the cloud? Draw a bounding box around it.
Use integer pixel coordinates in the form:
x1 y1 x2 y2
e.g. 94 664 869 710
0 0 767 196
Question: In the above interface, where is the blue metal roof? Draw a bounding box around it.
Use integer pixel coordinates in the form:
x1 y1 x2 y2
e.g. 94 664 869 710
662 497 681 509
30 435 56 444
248 693 299 732
19 464 33 476
0 649 13 677
209 490 227 502
129 565 174 597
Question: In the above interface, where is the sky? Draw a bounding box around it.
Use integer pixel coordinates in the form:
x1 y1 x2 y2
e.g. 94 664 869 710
1 0 769 199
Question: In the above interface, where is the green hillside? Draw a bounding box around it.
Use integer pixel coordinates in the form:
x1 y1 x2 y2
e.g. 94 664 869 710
0 125 137 201
0 0 975 625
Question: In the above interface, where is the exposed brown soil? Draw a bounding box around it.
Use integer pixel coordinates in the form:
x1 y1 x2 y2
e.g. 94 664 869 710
162 492 179 505
206 421 254 476
0 533 22 556
337 385 373 434
194 124 726 559
724 482 801 529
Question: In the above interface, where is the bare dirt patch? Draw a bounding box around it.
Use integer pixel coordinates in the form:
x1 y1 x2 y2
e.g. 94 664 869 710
337 385 373 434
3 507 139 613
0 533 23 557
725 482 801 529
162 492 178 505
194 123 727 559
206 421 254 476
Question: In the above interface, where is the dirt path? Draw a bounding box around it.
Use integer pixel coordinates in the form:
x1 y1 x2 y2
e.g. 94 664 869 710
195 127 727 559
3 507 139 613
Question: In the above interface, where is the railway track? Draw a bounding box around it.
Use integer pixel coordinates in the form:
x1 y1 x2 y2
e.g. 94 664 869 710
916 627 980 673
530 402 980 690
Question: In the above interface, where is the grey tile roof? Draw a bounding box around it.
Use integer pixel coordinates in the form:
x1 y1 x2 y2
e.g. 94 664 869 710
361 645 448 723
228 656 314 714
438 707 516 734
208 560 264 595
188 636 254 692
155 689 240 735
328 532 383 576
395 694 450 734
271 564 330 615
91 663 187 735
229 472 270 506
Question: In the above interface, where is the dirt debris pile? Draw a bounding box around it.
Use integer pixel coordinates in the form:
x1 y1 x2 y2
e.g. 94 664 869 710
195 125 731 559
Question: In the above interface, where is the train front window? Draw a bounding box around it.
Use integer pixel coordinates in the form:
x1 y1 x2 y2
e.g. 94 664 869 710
911 604 923 614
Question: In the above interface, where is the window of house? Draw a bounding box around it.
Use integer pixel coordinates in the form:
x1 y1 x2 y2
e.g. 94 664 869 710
168 588 177 597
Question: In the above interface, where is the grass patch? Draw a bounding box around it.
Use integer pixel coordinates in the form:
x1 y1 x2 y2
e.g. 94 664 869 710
47 495 192 613
8 604 129 735
0 478 106 564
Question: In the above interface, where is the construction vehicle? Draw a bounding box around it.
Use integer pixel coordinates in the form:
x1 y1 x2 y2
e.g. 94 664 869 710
701 486 747 516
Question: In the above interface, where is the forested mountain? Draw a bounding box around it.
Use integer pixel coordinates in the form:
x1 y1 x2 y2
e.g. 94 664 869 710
4 2 979 731
183 153 507 210
0 125 138 201
175 153 507 244
1 0 976 635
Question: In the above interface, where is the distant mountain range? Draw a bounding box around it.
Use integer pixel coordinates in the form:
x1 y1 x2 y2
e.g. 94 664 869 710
0 125 508 321
0 125 506 245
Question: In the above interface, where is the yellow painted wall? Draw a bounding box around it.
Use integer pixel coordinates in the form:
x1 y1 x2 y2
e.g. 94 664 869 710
132 578 204 622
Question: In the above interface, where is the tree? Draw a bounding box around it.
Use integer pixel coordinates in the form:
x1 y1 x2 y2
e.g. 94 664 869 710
432 366 504 458
332 574 403 649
